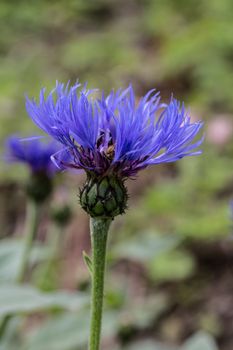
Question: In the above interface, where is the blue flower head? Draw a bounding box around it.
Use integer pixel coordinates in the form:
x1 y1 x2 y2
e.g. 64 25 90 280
5 136 61 203
26 82 204 216
5 136 60 177
26 82 203 178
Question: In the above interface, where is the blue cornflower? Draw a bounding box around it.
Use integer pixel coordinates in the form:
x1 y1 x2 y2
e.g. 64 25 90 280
5 136 61 202
5 136 59 176
26 82 203 178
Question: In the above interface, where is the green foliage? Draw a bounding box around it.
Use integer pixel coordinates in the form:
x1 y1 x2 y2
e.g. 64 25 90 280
120 331 219 350
0 318 21 350
143 0 233 110
148 250 195 282
24 310 120 350
123 340 175 350
129 148 232 240
0 239 49 282
0 284 88 317
24 312 90 350
119 294 168 330
112 231 180 262
60 33 138 88
181 331 219 350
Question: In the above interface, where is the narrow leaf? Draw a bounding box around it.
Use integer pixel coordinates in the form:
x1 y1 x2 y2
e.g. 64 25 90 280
82 251 93 274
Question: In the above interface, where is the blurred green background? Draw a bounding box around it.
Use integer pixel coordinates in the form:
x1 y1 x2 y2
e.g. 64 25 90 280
0 0 233 349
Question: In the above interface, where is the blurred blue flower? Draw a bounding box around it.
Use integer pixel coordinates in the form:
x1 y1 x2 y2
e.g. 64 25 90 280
5 136 60 176
26 82 204 178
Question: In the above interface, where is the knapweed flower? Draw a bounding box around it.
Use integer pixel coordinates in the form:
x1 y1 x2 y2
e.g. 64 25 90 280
5 136 60 202
5 136 59 175
26 82 204 216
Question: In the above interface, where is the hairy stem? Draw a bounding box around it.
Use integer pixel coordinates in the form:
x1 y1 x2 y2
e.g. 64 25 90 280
88 217 111 350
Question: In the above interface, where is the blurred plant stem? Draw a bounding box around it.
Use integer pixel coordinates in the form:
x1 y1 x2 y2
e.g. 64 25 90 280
0 200 41 339
37 223 64 290
88 217 111 350
17 200 41 282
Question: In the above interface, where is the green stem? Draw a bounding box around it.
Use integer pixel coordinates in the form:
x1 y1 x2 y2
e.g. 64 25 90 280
17 200 41 283
88 217 111 350
39 224 63 289
0 200 41 339
0 316 10 340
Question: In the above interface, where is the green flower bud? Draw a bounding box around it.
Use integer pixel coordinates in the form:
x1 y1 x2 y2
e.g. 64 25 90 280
26 172 53 203
51 205 72 227
80 176 128 218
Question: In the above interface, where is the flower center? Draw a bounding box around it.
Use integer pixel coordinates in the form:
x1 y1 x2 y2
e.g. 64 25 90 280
105 144 115 160
96 131 115 161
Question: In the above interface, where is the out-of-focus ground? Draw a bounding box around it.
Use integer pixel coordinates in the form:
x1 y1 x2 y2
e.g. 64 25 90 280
0 1 233 349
